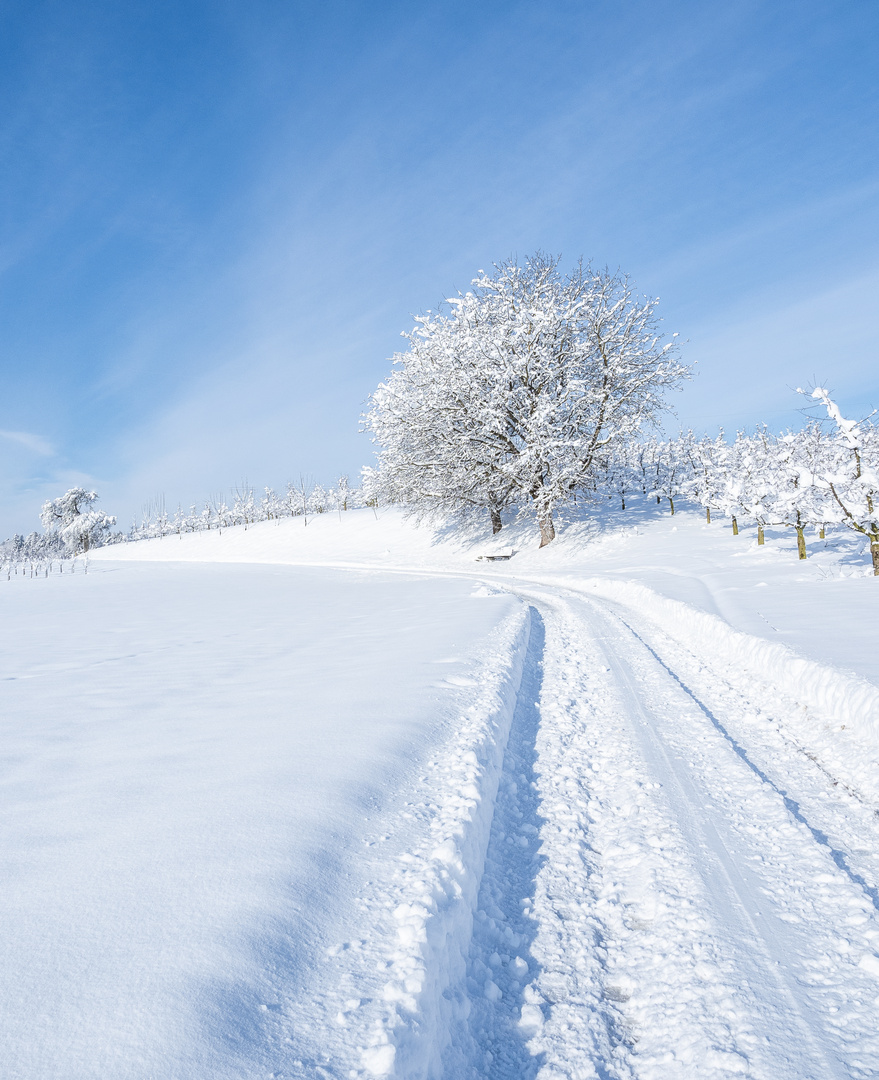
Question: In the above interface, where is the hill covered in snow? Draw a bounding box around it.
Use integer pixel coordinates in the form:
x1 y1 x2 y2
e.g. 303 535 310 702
96 498 879 690
3 501 878 1078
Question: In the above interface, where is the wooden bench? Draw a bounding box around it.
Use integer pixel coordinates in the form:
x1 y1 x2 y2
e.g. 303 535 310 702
476 549 516 562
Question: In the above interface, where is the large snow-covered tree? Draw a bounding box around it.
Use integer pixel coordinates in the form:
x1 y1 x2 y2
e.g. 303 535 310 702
365 254 688 545
40 488 116 553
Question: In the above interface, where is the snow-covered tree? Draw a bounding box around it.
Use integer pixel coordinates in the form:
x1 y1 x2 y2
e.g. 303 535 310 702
261 488 285 521
682 433 726 523
39 488 116 553
631 438 660 499
651 433 694 515
366 254 687 545
731 428 776 544
337 475 351 512
710 432 758 535
809 387 879 574
765 426 827 560
601 445 635 511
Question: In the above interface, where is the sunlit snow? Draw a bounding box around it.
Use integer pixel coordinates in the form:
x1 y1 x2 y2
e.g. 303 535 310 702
2 503 878 1078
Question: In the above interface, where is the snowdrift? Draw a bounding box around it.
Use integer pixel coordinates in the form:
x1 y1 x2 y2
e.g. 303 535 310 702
577 575 879 799
359 604 531 1076
585 577 879 741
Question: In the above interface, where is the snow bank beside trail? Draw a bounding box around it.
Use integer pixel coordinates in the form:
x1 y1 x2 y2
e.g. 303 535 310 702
356 603 531 1078
583 576 879 756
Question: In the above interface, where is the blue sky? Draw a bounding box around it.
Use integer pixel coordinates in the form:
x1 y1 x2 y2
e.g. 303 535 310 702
1 0 877 535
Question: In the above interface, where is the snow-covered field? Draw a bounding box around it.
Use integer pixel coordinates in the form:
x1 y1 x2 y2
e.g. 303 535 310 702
4 503 879 1078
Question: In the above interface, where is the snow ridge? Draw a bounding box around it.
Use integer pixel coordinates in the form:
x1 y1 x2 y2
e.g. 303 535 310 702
358 602 531 1078
580 577 879 747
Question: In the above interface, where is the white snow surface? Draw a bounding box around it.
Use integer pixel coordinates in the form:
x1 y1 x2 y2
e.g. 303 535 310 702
3 501 879 1078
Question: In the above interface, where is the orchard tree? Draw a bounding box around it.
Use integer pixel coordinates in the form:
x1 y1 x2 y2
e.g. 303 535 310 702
651 433 693 515
734 428 777 544
40 488 116 553
365 253 688 545
683 433 727 524
809 387 879 574
602 444 635 511
768 425 828 560
632 437 661 498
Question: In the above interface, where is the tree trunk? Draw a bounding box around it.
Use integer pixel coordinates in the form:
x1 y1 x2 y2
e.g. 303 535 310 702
872 541 879 576
819 525 825 539
731 515 738 536
621 495 626 510
489 507 503 535
656 495 661 504
757 525 764 545
669 497 675 515
706 507 711 524
538 513 555 548
795 525 807 560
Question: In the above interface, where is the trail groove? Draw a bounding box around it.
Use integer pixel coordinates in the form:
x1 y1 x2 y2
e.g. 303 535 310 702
450 580 879 1079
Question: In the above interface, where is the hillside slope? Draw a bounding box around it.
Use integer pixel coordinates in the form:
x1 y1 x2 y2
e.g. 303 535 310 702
95 500 879 689
3 502 877 1078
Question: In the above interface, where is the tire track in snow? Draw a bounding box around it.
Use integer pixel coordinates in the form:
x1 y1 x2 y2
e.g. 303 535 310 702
506 587 768 1080
586 589 879 908
577 593 879 1079
606 603 879 914
444 608 630 1078
580 597 843 1079
452 581 879 1080
313 603 532 1079
442 606 549 1076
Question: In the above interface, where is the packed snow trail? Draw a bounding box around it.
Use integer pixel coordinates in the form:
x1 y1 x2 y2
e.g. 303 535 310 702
436 580 879 1080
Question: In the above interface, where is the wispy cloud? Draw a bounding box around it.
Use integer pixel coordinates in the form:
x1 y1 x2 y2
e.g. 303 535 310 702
0 430 55 456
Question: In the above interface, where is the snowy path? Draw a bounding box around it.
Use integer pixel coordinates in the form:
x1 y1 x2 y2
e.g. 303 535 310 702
439 580 879 1079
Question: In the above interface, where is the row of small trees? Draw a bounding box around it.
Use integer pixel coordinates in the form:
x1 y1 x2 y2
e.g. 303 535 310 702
127 476 363 541
596 387 878 573
5 413 876 574
1 476 365 567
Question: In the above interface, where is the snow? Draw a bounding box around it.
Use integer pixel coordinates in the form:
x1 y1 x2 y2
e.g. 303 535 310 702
4 500 879 1077
0 561 521 1076
92 503 879 684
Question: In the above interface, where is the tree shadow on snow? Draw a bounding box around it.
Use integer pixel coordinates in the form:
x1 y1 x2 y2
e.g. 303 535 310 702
425 493 679 557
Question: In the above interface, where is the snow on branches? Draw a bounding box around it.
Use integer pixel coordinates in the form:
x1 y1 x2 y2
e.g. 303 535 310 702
40 488 116 554
125 477 366 542
592 395 879 575
365 254 688 545
809 387 879 574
